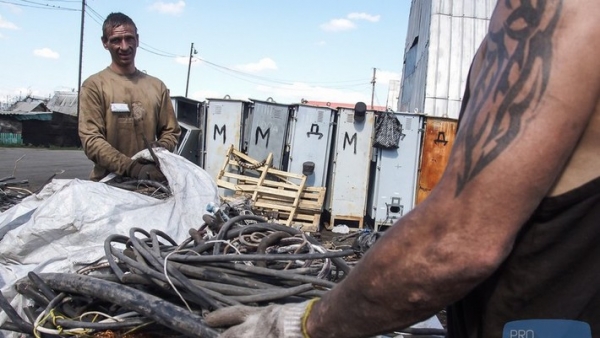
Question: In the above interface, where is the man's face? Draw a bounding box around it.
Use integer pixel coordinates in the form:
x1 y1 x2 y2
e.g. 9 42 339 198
103 24 138 69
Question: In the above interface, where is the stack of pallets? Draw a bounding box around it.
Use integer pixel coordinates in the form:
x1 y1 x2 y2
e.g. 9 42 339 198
216 145 325 232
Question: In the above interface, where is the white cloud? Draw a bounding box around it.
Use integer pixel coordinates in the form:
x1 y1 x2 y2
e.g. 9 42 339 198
316 40 326 46
175 55 201 66
320 18 355 32
376 69 401 83
347 12 380 22
148 1 185 16
320 12 380 32
0 3 22 14
175 56 188 65
190 89 221 101
0 15 19 30
33 48 59 59
234 58 277 73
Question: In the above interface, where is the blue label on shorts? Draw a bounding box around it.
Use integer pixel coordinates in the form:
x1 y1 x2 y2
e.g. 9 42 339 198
503 319 591 338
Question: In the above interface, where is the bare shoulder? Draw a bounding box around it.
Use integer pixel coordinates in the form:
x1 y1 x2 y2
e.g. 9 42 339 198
545 0 600 195
455 0 600 199
418 0 600 246
550 106 600 196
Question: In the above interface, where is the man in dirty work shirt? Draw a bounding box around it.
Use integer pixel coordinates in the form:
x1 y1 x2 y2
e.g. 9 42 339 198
79 12 180 182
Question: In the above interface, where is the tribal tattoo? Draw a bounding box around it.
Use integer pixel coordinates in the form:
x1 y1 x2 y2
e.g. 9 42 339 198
455 0 562 196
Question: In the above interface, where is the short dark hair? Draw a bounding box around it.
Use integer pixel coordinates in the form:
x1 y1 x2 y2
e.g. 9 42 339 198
102 12 137 41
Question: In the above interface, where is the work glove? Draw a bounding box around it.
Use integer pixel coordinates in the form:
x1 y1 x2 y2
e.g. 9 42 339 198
127 160 167 182
204 299 318 338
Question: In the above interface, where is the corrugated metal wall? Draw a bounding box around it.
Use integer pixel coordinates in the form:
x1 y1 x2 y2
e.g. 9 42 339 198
399 0 432 115
399 0 496 119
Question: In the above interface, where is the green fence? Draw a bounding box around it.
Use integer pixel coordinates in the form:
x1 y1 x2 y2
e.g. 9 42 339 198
0 133 23 145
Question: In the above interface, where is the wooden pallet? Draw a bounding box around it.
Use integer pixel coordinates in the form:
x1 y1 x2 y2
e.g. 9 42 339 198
255 186 326 232
216 146 324 229
216 145 273 193
330 214 364 230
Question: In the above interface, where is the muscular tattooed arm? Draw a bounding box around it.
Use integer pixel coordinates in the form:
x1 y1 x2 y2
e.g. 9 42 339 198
306 1 600 337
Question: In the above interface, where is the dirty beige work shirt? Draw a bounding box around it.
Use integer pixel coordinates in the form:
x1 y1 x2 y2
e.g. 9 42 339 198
79 67 181 181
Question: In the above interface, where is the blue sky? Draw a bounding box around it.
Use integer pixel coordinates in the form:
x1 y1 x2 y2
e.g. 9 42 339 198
0 1 411 108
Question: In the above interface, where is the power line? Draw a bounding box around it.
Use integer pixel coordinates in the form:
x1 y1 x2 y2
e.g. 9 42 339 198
81 3 374 90
201 60 371 92
5 1 379 96
5 0 79 10
198 57 370 87
84 4 104 21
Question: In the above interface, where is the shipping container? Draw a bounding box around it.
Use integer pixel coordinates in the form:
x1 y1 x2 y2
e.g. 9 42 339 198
246 98 291 170
327 106 375 229
286 104 336 187
368 112 424 230
204 98 251 186
398 0 495 118
171 96 205 128
171 96 205 166
416 116 458 204
176 123 202 167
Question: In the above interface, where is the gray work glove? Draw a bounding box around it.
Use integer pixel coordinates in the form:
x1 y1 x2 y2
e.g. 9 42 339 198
127 160 166 182
204 299 318 338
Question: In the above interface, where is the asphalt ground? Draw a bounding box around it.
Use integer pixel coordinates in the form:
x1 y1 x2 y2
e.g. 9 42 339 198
0 147 93 192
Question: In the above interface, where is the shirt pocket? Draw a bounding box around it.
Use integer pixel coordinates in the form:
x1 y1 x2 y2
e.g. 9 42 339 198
116 117 138 156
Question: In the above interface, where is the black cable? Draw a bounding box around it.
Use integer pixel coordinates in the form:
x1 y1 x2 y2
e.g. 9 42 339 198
213 214 268 254
228 283 314 304
108 237 224 309
166 260 279 290
129 228 223 310
15 279 50 306
103 234 130 281
0 322 27 334
191 222 286 254
38 273 220 338
26 271 79 318
130 242 172 290
165 249 355 263
255 231 292 268
27 271 57 300
206 262 337 289
220 222 352 277
55 317 151 330
0 292 34 333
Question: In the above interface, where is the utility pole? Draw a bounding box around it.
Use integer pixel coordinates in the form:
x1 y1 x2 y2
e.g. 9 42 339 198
370 68 376 110
77 0 86 119
185 42 197 97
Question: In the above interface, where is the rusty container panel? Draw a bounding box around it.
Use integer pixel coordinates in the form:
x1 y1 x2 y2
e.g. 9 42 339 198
416 116 457 204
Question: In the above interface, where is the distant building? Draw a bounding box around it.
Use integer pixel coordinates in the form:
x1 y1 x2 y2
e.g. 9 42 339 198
46 91 78 117
0 93 80 147
398 0 495 118
0 97 51 145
